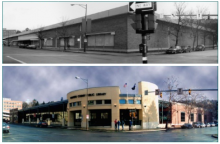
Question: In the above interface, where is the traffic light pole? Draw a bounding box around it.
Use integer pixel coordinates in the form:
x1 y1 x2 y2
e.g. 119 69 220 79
141 13 148 64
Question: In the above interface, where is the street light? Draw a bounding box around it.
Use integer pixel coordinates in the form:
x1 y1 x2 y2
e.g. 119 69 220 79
71 4 87 52
75 76 88 130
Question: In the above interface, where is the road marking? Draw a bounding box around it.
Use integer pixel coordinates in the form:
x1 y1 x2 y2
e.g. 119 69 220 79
7 56 26 64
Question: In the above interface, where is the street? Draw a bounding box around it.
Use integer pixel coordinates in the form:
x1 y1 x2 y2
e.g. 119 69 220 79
3 46 218 64
2 124 218 142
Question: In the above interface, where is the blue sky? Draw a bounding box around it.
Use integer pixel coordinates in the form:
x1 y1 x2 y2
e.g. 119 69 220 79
2 66 218 103
3 1 218 31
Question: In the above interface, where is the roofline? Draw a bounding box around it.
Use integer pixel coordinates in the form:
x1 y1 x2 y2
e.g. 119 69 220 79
67 86 120 95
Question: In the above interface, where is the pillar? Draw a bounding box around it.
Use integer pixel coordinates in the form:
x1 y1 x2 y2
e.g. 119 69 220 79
29 115 31 123
37 118 40 123
62 118 65 126
22 118 24 123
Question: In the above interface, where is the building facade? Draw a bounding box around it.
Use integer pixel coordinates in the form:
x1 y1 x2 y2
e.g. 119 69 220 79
3 5 215 52
67 81 159 129
3 98 22 113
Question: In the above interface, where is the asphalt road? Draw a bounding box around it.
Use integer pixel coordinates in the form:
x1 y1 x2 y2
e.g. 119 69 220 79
3 46 218 64
2 124 218 142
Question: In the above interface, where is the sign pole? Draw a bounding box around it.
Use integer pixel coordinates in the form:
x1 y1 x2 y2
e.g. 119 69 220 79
141 14 148 64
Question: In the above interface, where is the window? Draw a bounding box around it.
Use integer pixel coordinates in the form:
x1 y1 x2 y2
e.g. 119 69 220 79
119 99 126 104
96 100 102 105
198 114 202 122
204 115 207 122
181 112 185 122
136 100 141 104
96 93 106 96
101 113 108 119
68 37 75 46
44 39 53 46
70 96 77 99
60 38 65 46
88 34 114 46
78 94 85 98
128 100 134 104
104 100 111 104
191 113 194 122
77 101 81 106
73 102 77 106
91 113 96 119
88 101 94 105
88 93 94 96
69 103 72 107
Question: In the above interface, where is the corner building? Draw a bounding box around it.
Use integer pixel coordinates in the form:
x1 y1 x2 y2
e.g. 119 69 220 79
67 81 159 129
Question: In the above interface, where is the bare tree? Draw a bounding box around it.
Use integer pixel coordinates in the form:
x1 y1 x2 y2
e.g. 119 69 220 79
163 76 180 129
35 26 46 49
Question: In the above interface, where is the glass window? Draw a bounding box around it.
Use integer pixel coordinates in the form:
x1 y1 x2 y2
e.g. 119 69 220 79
101 113 108 119
136 100 141 104
88 101 94 105
69 103 72 107
60 38 64 46
96 100 102 105
68 37 75 46
78 94 85 98
73 102 77 106
91 113 96 119
77 102 81 106
88 34 114 46
75 113 81 119
96 93 106 96
181 112 185 122
119 99 126 104
44 39 53 46
104 100 111 104
128 100 134 104
70 96 77 99
88 93 94 96
191 113 194 122
198 114 202 122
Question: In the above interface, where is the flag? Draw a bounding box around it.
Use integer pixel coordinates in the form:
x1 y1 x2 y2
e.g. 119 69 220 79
132 83 136 90
124 83 127 88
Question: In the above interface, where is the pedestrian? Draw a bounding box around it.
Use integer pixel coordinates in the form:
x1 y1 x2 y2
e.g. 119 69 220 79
117 120 120 131
129 120 132 130
114 119 117 130
121 120 125 130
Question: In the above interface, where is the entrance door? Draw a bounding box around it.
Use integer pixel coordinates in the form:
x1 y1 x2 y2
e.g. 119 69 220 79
90 110 111 126
74 111 81 127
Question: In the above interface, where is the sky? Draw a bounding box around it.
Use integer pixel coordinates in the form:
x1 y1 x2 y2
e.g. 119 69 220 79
3 1 218 31
2 66 218 104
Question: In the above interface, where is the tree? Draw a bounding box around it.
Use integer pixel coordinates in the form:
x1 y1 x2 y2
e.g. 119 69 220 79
163 76 180 129
22 101 29 109
16 30 21 34
42 101 45 105
35 26 46 49
25 28 31 31
28 99 39 107
166 2 187 46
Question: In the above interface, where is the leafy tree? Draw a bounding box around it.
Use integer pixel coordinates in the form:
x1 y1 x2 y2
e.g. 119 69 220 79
22 101 29 109
16 30 21 34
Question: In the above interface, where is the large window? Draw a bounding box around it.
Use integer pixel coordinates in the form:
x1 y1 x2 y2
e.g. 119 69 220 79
119 99 126 104
44 39 53 46
181 112 185 122
60 38 64 46
96 100 102 105
68 37 74 46
136 100 141 104
104 100 111 104
88 101 94 105
101 113 108 119
88 34 114 47
128 100 134 104
191 113 194 122
198 114 202 122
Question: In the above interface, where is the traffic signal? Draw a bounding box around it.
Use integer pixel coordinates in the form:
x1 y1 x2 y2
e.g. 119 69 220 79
131 14 142 31
160 92 162 98
189 89 191 95
147 14 156 31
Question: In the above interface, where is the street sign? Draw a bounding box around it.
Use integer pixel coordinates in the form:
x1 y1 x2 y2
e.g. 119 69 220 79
177 88 183 95
136 2 152 10
129 2 136 13
155 89 160 95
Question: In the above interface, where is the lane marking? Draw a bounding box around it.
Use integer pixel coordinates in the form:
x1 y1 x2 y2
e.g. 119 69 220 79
6 56 26 64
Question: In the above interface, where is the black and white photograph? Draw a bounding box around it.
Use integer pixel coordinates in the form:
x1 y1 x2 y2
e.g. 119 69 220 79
2 1 218 64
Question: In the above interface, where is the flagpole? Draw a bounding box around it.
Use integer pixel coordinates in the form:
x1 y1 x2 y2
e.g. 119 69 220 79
127 85 128 104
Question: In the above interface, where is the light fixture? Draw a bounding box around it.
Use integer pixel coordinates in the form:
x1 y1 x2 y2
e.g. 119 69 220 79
144 105 146 107
114 104 116 107
83 105 86 108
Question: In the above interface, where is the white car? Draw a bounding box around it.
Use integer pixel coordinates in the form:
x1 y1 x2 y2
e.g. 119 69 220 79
210 122 215 127
2 122 10 133
200 123 206 128
205 123 211 127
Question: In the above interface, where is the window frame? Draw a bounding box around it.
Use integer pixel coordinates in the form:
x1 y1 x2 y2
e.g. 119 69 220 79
181 112 185 122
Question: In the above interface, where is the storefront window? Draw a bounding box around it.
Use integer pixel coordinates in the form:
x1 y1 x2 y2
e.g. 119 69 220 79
119 99 126 104
128 100 134 104
91 113 96 119
101 113 108 119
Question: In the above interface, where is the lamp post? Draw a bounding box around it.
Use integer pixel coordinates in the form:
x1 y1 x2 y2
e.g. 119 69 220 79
71 4 87 52
75 76 88 130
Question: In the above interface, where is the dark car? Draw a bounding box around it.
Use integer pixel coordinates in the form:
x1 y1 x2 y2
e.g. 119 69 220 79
19 43 29 48
195 45 205 51
181 46 192 53
166 46 183 54
2 122 10 133
36 122 48 128
181 123 193 129
192 122 200 128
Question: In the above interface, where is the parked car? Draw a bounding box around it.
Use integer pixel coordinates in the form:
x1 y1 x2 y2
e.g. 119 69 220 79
181 46 192 53
27 45 37 49
19 43 29 48
210 122 215 127
2 122 10 133
181 123 193 129
205 123 210 127
214 121 218 126
200 123 206 128
195 45 205 51
192 122 200 128
166 46 183 54
36 122 48 128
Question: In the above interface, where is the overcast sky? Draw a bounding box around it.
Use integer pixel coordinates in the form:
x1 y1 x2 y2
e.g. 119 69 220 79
3 1 218 31
3 66 217 103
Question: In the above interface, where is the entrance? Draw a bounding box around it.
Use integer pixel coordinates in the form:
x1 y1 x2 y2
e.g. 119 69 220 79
89 110 111 126
120 109 141 125
74 111 81 127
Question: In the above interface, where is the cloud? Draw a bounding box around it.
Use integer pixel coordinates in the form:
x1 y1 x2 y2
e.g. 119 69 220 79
3 66 218 103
